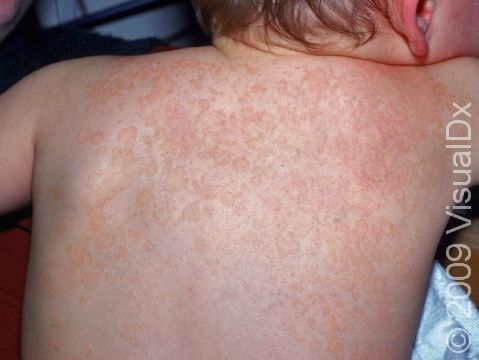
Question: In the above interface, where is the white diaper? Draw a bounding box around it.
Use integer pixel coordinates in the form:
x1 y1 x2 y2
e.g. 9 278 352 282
412 261 479 360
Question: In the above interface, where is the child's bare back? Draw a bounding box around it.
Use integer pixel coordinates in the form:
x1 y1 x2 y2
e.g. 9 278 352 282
3 43 473 359
1 0 479 358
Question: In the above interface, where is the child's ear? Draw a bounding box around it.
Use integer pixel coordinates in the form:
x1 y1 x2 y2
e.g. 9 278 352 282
396 0 433 57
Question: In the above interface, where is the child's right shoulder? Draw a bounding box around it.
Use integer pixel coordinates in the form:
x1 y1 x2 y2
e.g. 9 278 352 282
428 57 479 97
427 57 479 184
32 46 217 89
15 48 202 91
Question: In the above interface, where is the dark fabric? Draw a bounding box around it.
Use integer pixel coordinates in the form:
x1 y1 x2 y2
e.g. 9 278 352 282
0 22 166 93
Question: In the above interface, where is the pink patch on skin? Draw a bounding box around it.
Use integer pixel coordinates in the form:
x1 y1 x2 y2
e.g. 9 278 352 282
202 206 214 219
47 287 65 297
181 201 203 222
79 297 88 305
94 233 116 249
55 224 66 235
117 127 138 146
245 65 258 75
162 166 188 193
137 74 175 106
191 178 216 200
90 132 104 145
159 102 201 159
142 135 155 146
76 127 93 145
50 318 61 329
118 101 126 112
86 69 135 112
151 204 173 228
115 246 127 258
81 272 99 290
89 212 107 231
52 187 64 201
136 189 154 208
232 157 250 172
143 160 158 176
194 237 210 255
118 321 143 346
127 228 141 239
144 112 157 128
198 99 211 112
75 127 104 145
143 240 155 252
66 235 90 267
251 83 266 95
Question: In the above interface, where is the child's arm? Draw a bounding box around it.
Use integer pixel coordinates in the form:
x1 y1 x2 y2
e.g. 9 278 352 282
456 57 479 186
0 68 52 216
438 57 479 186
0 57 116 216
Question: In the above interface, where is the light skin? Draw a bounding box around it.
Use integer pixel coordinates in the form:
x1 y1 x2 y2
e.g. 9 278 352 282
0 0 478 359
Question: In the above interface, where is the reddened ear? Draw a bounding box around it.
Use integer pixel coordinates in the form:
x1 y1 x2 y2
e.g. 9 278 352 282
394 0 433 57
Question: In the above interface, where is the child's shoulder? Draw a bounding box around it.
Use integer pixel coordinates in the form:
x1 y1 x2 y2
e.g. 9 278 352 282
20 45 217 93
426 56 479 95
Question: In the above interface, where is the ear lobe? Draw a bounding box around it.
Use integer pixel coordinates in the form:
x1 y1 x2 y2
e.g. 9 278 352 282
397 0 433 57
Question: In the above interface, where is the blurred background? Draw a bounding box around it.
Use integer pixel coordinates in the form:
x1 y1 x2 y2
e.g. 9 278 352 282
33 0 209 47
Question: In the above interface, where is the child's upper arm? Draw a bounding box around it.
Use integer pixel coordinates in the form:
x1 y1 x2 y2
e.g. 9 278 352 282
0 67 54 216
439 57 479 186
0 56 119 216
457 58 479 185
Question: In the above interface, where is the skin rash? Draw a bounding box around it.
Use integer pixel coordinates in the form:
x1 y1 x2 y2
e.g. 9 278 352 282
17 49 466 359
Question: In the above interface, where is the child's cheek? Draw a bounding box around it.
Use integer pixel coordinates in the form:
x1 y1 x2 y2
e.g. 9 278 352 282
442 0 479 58
0 0 18 25
462 0 479 57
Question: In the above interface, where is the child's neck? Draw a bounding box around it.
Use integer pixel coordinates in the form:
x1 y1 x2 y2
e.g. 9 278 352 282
212 30 430 66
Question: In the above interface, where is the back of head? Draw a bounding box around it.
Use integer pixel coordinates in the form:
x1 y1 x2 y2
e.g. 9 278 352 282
192 0 389 53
